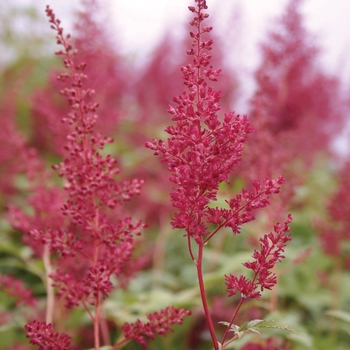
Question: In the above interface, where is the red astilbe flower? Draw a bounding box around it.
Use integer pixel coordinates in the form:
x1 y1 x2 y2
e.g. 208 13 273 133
225 215 292 299
130 10 239 228
249 0 343 163
120 307 191 349
146 0 285 246
24 6 149 349
45 3 145 302
0 85 48 203
38 6 191 350
135 25 238 124
32 0 129 156
9 184 66 257
238 0 343 227
147 1 292 349
318 159 350 265
146 1 282 244
25 321 73 350
0 275 37 307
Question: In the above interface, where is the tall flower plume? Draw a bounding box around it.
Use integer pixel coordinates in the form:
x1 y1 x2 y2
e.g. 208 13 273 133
21 6 147 349
147 1 292 348
22 6 192 349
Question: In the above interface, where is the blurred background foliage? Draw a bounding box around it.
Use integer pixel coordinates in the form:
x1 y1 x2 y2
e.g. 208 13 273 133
1 0 350 349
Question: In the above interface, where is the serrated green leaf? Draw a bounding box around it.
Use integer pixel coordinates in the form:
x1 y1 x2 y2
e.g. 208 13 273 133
246 319 265 329
242 319 297 335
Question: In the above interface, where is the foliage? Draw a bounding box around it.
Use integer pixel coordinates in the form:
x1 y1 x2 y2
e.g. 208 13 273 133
0 0 349 349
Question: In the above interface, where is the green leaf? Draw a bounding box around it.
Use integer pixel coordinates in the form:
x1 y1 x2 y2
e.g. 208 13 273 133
219 319 296 341
240 319 297 335
326 310 350 323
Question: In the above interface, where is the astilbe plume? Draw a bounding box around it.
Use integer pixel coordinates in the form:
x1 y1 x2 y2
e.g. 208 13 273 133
0 278 36 346
24 6 191 349
318 159 350 265
249 0 343 163
32 0 128 156
1 63 66 338
25 321 73 350
146 1 292 349
45 1 144 292
120 307 191 349
225 216 292 299
240 0 342 217
38 2 142 341
0 275 37 308
129 18 239 228
0 85 46 202
135 24 238 123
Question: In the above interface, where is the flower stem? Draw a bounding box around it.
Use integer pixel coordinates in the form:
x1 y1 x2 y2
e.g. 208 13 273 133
221 297 245 346
196 243 219 350
43 243 54 324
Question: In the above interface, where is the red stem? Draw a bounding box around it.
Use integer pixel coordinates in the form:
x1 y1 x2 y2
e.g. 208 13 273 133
188 234 196 263
196 243 219 350
43 243 54 324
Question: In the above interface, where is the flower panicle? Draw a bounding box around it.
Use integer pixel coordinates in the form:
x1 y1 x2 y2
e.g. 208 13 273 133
122 307 192 349
146 0 257 243
225 214 292 299
0 275 37 307
44 6 146 309
25 321 73 350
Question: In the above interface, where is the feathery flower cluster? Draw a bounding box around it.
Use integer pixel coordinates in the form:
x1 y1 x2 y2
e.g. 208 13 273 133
25 321 73 350
146 1 285 246
0 81 47 200
121 307 191 349
249 0 342 160
225 214 292 299
20 7 192 349
0 275 37 307
147 1 292 348
146 0 287 244
319 160 350 261
9 184 66 257
44 5 145 308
